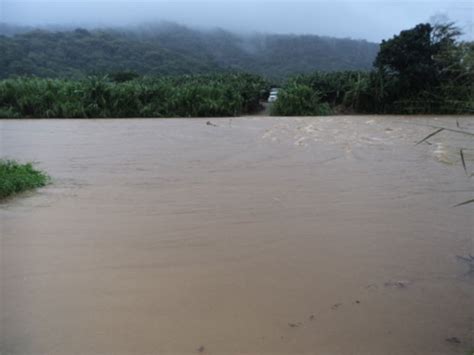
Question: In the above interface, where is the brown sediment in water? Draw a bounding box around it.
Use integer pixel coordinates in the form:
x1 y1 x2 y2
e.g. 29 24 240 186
1 115 473 355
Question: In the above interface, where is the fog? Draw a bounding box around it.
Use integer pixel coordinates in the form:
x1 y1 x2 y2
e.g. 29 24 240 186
1 0 473 42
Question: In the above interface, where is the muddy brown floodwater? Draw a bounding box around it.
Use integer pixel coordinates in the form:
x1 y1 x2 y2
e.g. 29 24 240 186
1 115 473 355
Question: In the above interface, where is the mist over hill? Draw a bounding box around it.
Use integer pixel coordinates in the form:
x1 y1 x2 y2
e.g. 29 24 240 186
0 22 379 80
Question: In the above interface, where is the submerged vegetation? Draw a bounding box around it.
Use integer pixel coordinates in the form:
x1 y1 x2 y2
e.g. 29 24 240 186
0 160 49 200
0 22 472 118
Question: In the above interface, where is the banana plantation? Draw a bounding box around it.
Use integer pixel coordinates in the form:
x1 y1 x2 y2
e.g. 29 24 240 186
0 73 268 118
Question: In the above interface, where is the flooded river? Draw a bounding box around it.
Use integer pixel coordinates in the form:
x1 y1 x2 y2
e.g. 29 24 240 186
1 116 473 355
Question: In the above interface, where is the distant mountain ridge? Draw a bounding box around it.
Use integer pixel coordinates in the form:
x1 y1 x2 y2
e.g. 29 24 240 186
0 22 379 79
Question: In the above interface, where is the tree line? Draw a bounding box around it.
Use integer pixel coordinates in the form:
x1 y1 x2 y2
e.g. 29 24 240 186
272 23 473 115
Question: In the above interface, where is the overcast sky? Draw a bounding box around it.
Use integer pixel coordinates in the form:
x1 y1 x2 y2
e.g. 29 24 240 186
1 0 473 42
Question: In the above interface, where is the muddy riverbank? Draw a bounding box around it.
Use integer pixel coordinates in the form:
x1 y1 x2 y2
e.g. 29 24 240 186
1 115 473 354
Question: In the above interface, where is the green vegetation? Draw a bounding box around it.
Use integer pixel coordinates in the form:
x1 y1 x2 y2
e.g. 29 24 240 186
0 22 471 118
272 23 473 115
0 73 267 118
0 160 50 200
0 23 378 80
270 83 331 116
274 71 373 114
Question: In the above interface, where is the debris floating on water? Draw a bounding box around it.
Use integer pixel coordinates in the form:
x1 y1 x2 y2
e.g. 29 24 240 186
384 281 410 289
445 337 461 344
197 345 205 353
453 199 474 208
415 128 444 146
456 254 474 275
460 149 468 175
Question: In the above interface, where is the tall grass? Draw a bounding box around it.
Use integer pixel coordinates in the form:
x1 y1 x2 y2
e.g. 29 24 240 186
0 160 50 199
0 74 268 118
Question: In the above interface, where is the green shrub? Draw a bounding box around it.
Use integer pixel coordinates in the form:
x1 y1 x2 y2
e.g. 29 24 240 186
0 160 50 200
270 83 332 116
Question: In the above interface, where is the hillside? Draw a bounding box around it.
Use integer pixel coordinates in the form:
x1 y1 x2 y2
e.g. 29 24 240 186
0 22 379 79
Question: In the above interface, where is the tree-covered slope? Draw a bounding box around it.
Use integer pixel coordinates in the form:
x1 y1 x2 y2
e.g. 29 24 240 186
0 23 379 79
0 28 220 78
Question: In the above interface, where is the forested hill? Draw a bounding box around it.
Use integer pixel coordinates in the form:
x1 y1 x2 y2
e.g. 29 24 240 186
0 23 379 79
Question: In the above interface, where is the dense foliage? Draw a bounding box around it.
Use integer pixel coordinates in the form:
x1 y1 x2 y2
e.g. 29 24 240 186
0 22 471 117
270 83 331 116
273 23 473 115
280 71 373 113
0 160 49 200
0 73 268 118
373 23 474 113
0 23 378 80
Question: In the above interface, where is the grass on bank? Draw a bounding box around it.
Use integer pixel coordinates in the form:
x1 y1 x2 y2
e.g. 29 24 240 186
0 159 50 200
